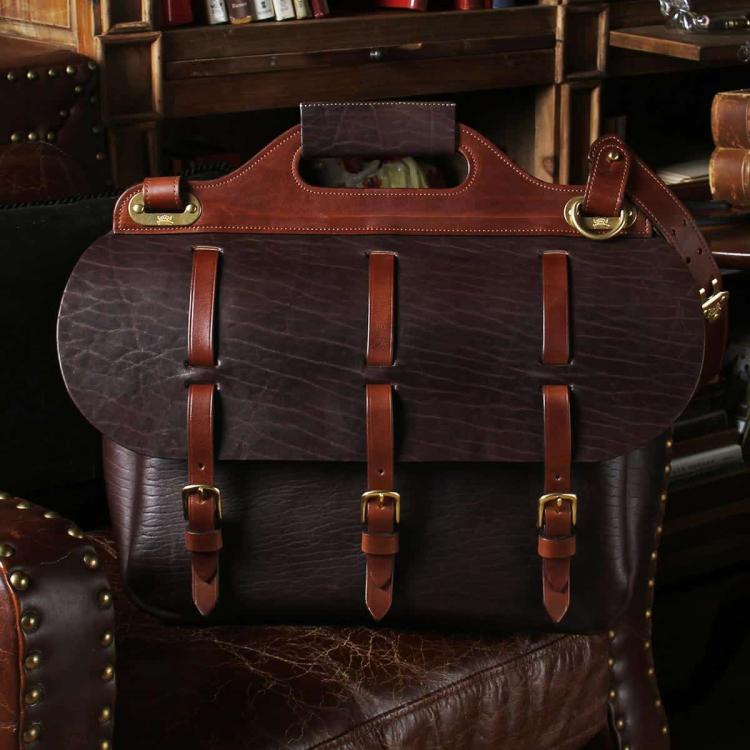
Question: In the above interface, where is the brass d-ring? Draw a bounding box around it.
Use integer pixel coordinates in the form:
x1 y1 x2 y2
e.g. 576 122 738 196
564 196 635 241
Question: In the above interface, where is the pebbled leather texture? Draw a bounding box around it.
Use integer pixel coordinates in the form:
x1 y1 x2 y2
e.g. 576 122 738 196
300 101 458 158
0 496 116 750
105 433 666 629
59 233 704 465
91 529 609 750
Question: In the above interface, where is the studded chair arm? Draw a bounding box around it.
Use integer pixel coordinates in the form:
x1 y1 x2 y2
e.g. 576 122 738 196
0 492 115 750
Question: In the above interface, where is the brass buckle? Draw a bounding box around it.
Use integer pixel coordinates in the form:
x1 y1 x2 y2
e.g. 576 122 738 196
699 278 729 323
564 196 636 241
182 484 222 522
128 191 202 226
537 493 577 529
361 490 401 525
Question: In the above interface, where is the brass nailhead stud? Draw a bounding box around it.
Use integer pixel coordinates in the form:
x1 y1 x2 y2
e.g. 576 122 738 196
26 71 37 81
0 491 13 500
609 689 616 699
10 571 30 591
10 132 21 143
666 439 673 449
65 65 76 76
22 724 40 743
59 108 69 118
607 150 622 162
24 652 41 671
644 640 651 650
655 699 662 708
648 579 655 588
132 203 144 214
21 612 40 632
97 589 113 609
660 492 668 502
6 72 16 82
101 664 115 681
608 657 614 667
16 500 32 509
651 551 658 561
616 718 625 730
99 706 112 723
92 125 102 134
95 152 106 161
46 131 56 142
84 552 100 570
74 84 83 94
67 526 84 540
48 68 57 77
648 667 655 676
101 630 113 647
664 465 671 476
24 688 41 706
186 203 198 214
0 543 15 558
43 511 59 519
656 525 663 535
608 629 616 640
90 95 98 104
100 740 111 750
624 746 631 750
662 726 669 735
645 609 652 619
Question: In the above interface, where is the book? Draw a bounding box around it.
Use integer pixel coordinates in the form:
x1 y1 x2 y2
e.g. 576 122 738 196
205 0 229 24
375 0 428 10
272 0 296 19
310 0 329 15
252 0 275 19
160 0 193 26
227 0 253 23
670 443 745 482
673 409 729 442
657 156 710 186
672 428 739 461
709 147 750 207
712 90 750 149
293 0 311 18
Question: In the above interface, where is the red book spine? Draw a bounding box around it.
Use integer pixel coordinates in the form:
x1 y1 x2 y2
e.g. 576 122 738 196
455 0 491 8
375 0 428 10
309 0 330 16
161 0 193 26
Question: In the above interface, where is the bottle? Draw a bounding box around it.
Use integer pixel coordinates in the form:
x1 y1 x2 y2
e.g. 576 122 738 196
205 0 229 24
227 0 252 23
252 0 275 20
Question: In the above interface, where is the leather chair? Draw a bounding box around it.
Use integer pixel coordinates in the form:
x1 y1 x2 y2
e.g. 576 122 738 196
0 434 672 750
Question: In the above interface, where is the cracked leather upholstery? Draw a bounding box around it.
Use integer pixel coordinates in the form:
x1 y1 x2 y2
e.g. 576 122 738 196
88 531 609 750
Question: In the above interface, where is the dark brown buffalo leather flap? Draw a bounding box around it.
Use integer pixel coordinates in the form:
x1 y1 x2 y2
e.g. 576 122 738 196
58 231 704 463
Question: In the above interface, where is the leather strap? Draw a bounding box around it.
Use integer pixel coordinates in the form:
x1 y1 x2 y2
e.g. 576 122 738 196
542 252 570 365
363 383 396 621
539 384 575 623
362 251 398 621
185 247 222 616
367 252 396 367
142 176 184 213
583 135 727 387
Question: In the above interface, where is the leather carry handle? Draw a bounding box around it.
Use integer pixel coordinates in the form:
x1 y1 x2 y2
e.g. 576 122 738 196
300 101 458 158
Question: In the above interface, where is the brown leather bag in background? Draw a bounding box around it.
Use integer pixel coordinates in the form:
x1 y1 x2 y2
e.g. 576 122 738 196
57 102 728 630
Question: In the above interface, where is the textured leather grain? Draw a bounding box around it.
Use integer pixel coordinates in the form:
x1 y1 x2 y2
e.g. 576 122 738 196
59 233 704 465
300 101 457 158
105 432 666 629
0 496 115 750
91 530 609 750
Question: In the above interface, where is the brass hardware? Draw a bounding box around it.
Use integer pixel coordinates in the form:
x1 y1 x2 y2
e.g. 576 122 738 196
647 667 655 676
92 125 102 135
616 719 625 730
101 664 115 681
26 132 37 142
361 490 401 525
21 612 39 632
10 132 21 143
22 725 40 743
608 689 616 699
606 150 622 162
662 726 669 736
564 196 636 241
699 278 729 322
88 61 97 71
65 65 76 76
26 71 37 81
608 629 616 640
607 658 614 667
182 484 222 521
97 589 113 609
0 543 15 558
24 652 41 671
101 630 114 647
10 571 30 591
128 191 202 227
644 640 651 650
655 699 662 708
99 706 112 723
67 526 85 539
74 84 83 94
43 511 59 519
16 500 31 509
666 439 673 449
48 68 57 77
83 552 100 570
664 465 671 476
0 491 11 500
537 492 577 528
648 579 655 588
660 492 667 503
6 72 16 82
645 609 652 619
95 151 107 161
59 108 68 118
46 131 56 142
650 551 657 561
24 688 41 706
90 95 98 105
100 741 112 750
656 525 663 534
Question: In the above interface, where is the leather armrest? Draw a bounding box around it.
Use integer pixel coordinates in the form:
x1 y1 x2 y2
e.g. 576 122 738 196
0 492 115 750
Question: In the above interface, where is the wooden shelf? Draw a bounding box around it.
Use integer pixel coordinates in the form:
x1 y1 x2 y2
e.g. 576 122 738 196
610 25 750 63
160 7 557 118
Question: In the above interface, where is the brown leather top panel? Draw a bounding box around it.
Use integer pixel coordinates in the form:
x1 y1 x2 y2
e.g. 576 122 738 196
58 232 704 463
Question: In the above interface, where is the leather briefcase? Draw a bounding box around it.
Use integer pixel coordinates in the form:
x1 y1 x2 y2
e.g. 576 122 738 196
57 101 728 629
